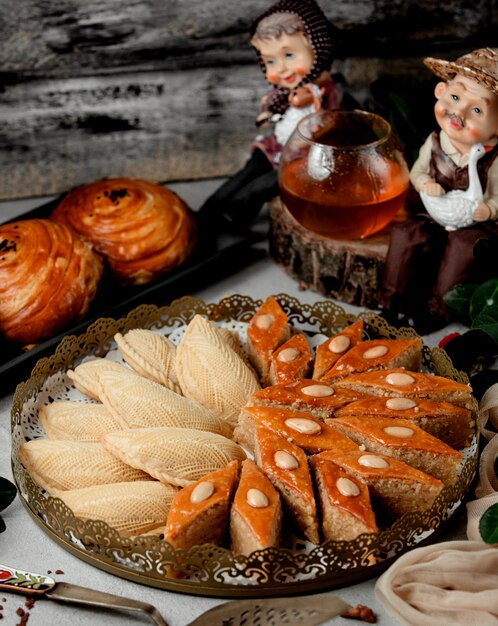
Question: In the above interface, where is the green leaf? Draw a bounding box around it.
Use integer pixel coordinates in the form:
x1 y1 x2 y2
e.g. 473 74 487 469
479 502 498 544
444 283 479 320
0 477 17 513
471 307 498 345
470 279 498 321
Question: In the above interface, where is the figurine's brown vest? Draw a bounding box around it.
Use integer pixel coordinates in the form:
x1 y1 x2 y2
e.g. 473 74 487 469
428 131 498 193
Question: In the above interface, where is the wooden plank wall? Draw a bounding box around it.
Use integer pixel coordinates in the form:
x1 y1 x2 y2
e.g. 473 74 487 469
0 0 496 201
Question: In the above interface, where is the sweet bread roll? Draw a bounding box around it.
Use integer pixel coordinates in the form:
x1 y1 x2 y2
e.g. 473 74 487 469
50 177 197 284
0 218 103 344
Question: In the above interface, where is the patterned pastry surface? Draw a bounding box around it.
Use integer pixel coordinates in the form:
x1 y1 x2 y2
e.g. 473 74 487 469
18 297 474 558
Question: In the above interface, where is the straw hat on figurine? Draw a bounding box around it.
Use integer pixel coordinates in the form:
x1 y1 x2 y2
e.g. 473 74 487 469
424 47 498 94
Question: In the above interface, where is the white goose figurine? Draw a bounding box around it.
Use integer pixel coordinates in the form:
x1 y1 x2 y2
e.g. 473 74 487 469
420 142 486 231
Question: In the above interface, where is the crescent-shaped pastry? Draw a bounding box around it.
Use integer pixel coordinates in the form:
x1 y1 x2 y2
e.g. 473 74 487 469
66 358 133 401
176 315 260 427
50 481 178 537
50 177 197 284
101 427 247 487
97 368 232 437
0 218 103 344
38 401 123 441
114 328 181 393
18 439 150 492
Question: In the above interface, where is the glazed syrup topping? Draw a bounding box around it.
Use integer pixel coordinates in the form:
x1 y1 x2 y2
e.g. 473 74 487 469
358 454 389 469
284 417 322 435
363 345 389 359
383 426 415 438
277 347 299 363
246 488 269 508
385 397 417 410
274 450 299 470
190 480 215 504
301 384 334 397
385 372 415 386
328 335 351 354
255 314 274 330
336 477 360 497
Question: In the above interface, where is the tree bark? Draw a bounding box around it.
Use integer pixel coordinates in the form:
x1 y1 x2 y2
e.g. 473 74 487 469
269 198 389 309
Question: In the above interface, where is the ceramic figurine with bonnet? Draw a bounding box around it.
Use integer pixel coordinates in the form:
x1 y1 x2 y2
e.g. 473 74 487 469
380 48 498 333
198 0 340 232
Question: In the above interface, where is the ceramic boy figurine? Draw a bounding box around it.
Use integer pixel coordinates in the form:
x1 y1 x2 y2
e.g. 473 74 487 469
198 0 340 231
380 48 498 333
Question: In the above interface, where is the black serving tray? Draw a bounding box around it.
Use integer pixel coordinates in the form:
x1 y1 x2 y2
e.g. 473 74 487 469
0 195 267 389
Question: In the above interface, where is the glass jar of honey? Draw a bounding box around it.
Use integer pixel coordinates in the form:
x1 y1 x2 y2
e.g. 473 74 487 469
278 109 409 240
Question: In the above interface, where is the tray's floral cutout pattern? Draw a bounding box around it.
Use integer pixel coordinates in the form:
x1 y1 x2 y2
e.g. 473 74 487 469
11 295 478 596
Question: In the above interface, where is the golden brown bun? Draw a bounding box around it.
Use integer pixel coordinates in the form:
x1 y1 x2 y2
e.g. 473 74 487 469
0 218 103 344
51 177 197 284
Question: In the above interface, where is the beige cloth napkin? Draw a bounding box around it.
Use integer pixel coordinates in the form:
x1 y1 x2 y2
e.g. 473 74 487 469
375 540 498 625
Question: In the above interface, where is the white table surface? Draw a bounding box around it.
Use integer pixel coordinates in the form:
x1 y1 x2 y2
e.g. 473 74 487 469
0 181 469 626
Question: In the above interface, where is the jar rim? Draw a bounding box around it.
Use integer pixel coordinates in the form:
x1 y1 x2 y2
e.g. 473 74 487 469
295 109 392 150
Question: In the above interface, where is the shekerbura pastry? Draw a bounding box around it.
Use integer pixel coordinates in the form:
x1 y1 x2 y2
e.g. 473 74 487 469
50 481 178 537
176 315 260 428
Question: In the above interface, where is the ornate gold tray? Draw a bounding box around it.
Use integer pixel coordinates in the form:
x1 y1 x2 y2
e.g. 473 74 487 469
11 294 478 597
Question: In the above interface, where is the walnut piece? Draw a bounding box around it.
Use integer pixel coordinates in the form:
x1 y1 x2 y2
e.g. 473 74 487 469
341 604 377 623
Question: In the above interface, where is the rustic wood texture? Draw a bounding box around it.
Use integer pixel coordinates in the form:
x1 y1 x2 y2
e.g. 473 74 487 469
1 0 496 200
269 198 389 308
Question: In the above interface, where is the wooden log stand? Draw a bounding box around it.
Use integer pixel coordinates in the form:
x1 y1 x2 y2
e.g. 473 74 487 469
268 197 391 310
